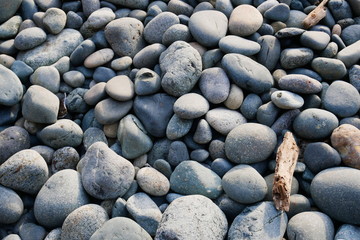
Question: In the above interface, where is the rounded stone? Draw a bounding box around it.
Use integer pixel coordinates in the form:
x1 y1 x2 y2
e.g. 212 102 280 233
271 90 304 109
83 81 106 105
61 204 109 240
34 169 90 228
257 35 281 71
224 84 244 110
14 27 47 50
63 70 85 88
0 126 30 164
287 211 334 240
311 167 360 224
0 185 23 224
264 3 290 21
199 67 230 104
280 48 314 69
311 57 347 80
94 98 133 125
173 93 210 119
225 123 277 164
105 75 134 101
155 195 228 240
300 31 331 50
304 142 341 173
19 223 47 240
340 24 360 45
166 114 193 140
51 146 80 173
84 48 114 68
335 224 360 240
228 201 288 240
70 39 96 66
0 0 22 24
323 80 360 117
30 66 60 93
219 35 261 55
206 107 247 135
188 10 228 47
0 149 48 194
192 119 212 144
278 74 322 94
162 24 192 46
0 64 23 106
90 217 152 240
144 12 179 44
170 160 222 199
293 108 339 140
134 68 161 96
37 119 84 149
222 164 267 204
133 43 166 69
167 140 189 167
229 5 263 36
136 167 170 196
42 8 67 34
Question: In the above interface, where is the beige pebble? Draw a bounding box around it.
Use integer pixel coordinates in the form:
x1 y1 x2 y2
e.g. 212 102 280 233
224 84 244 110
84 48 114 68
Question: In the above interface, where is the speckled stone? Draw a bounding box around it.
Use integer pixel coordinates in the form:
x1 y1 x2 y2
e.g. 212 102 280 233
94 98 133 125
280 48 314 69
335 224 360 240
0 64 23 107
144 12 179 44
0 126 30 165
105 75 134 101
278 74 322 94
206 107 247 135
0 185 23 224
166 114 193 140
173 93 209 119
271 90 304 109
136 167 170 196
300 31 331 50
199 67 230 104
311 57 347 80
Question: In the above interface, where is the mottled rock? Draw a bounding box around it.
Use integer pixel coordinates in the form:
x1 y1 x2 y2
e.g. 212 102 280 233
0 126 30 164
0 185 23 224
144 12 179 44
94 98 133 125
173 93 209 119
0 64 23 106
206 107 247 135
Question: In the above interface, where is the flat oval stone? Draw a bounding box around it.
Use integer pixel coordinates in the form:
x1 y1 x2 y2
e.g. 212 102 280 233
155 195 228 240
105 75 134 101
79 142 135 199
84 48 114 68
304 142 341 173
278 74 322 94
257 35 281 71
136 167 170 196
70 39 96 66
188 10 228 47
219 35 261 55
133 43 166 69
0 16 22 39
280 48 314 69
170 160 222 199
323 80 360 117
0 0 22 24
43 7 66 34
51 146 80 173
0 64 23 106
293 108 339 140
300 31 331 50
173 93 209 119
264 3 290 22
105 17 146 57
166 114 193 140
94 98 133 124
341 24 360 46
162 24 192 46
0 185 23 225
337 40 360 68
0 126 30 164
271 90 304 109
17 29 83 69
225 123 277 164
275 27 306 38
90 217 152 240
34 169 89 228
14 27 47 51
335 224 360 240
311 57 347 80
63 70 85 88
287 211 334 240
222 53 273 94
167 140 189 167
159 41 202 97
0 149 48 194
38 119 84 149
205 107 247 135
228 201 288 240
222 164 267 204
144 12 179 44
104 0 148 9
30 66 60 93
229 5 263 36
61 204 109 240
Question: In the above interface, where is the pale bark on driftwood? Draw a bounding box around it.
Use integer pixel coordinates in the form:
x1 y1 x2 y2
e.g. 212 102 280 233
302 0 330 29
272 131 299 212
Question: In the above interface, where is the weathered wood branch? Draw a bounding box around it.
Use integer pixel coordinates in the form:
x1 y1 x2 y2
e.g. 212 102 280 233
272 131 299 212
302 0 330 29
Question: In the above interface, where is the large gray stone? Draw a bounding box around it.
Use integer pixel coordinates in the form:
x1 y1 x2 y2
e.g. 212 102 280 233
0 0 23 24
0 64 23 106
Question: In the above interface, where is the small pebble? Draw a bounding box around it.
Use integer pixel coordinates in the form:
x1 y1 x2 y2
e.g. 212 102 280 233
136 167 170 196
271 90 304 109
0 185 24 224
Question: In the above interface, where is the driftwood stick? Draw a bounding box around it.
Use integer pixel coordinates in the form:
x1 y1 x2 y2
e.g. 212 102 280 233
272 131 299 212
302 0 330 29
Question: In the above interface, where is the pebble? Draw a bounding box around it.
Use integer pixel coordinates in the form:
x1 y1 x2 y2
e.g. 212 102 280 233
0 0 22 24
335 224 360 240
134 93 176 138
17 28 83 69
80 7 115 38
43 8 67 34
10 60 34 83
287 194 312 219
168 0 193 16
19 223 47 240
280 48 314 69
0 104 20 126
285 10 307 28
321 41 338 57
271 90 304 109
173 93 209 119
63 70 85 88
159 41 202 97
155 195 228 240
79 142 135 199
228 201 288 240
14 27 46 51
278 74 322 94
167 140 189 166
224 84 244 110
350 65 360 91
34 169 89 228
51 146 80 173
65 88 89 113
257 35 281 71
70 39 96 66
225 123 277 164
211 158 234 178
105 75 134 101
304 142 341 173
222 164 267 204
229 5 263 36
105 17 146 57
117 114 153 159
126 192 162 236
170 160 222 199
84 48 114 68
240 93 263 120
111 56 132 71
90 217 152 240
300 31 331 50
2 234 22 240
93 67 116 83
0 64 23 106
188 10 228 47
83 127 108 150
166 114 193 140
0 16 22 39
328 0 353 21
133 43 167 69
136 167 170 196
206 108 247 135
30 66 60 93
202 48 223 69
134 68 161 96
222 53 273 94
94 98 133 125
0 149 48 194
287 211 334 240
323 80 360 117
199 67 230 104
162 24 192 46
337 40 360 67
192 119 212 144
0 185 23 224
0 126 31 164
311 57 347 80
190 149 209 162
219 35 261 55
264 3 290 21
61 204 109 240
153 159 172 179
288 67 322 81
22 85 59 124
144 12 179 44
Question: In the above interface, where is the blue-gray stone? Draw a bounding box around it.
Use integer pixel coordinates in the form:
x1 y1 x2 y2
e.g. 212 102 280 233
341 24 360 45
225 123 277 164
287 211 334 240
30 66 60 93
170 160 222 199
173 93 209 119
229 5 263 36
228 201 288 240
166 114 193 140
240 93 263 120
219 35 261 55
287 194 311 219
134 68 161 96
144 12 179 44
304 142 341 173
83 127 108 150
0 64 23 106
293 108 338 140
323 80 360 117
285 10 307 28
153 159 172 179
10 60 33 83
148 138 172 166
0 16 22 39
70 39 96 66
222 53 273 94
335 224 360 240
280 48 314 69
300 31 331 50
193 119 212 144
0 185 23 224
275 27 306 38
105 0 148 9
94 98 133 125
215 194 246 222
222 164 267 204
66 11 83 29
337 40 360 67
328 0 353 21
0 104 20 126
80 7 115 38
14 27 46 51
167 140 189 167
133 43 166 69
202 48 223 69
19 223 47 240
190 149 209 162
257 102 281 126
206 107 247 135
288 67 322 81
189 10 228 47
0 126 30 165
199 67 230 104
350 65 360 91
278 74 322 94
93 67 116 83
51 146 79 173
257 35 281 71
0 0 22 24
264 3 290 21
162 24 192 46
271 90 304 109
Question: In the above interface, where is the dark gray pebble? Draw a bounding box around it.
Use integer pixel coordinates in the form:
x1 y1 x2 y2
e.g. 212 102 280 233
167 140 189 167
257 35 281 71
144 12 179 44
280 48 314 69
0 126 30 164
0 185 23 224
304 142 341 173
133 43 166 69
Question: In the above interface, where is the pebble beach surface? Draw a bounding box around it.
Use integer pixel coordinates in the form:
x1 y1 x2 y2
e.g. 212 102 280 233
0 0 360 239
